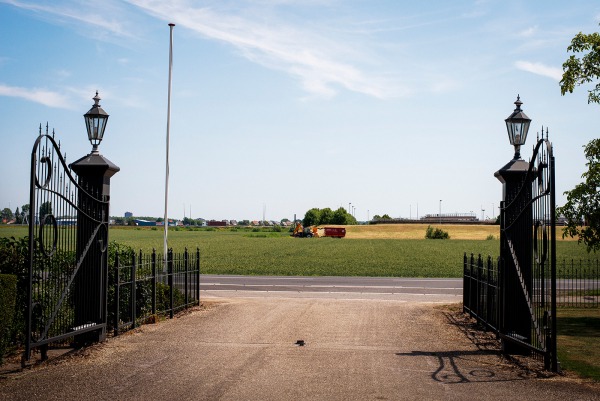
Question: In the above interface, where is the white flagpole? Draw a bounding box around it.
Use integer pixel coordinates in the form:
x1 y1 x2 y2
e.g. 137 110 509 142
164 23 175 270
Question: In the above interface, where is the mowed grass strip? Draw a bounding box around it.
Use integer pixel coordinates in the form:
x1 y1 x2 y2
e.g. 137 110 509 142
557 308 600 381
0 225 592 277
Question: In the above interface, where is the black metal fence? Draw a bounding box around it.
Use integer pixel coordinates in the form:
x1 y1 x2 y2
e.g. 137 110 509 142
464 253 600 320
463 254 500 332
557 259 600 308
111 248 200 336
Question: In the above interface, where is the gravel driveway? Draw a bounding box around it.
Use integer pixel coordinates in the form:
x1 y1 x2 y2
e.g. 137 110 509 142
1 298 598 400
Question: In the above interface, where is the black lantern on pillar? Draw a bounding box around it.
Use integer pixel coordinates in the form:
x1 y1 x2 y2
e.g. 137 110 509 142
83 91 109 154
504 95 531 160
71 91 119 346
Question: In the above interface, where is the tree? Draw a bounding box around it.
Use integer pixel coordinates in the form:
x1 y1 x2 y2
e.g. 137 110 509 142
558 27 600 251
560 26 600 104
39 201 52 218
302 206 357 226
1 208 13 222
319 208 334 225
303 208 321 227
557 139 600 252
14 207 21 224
20 204 29 224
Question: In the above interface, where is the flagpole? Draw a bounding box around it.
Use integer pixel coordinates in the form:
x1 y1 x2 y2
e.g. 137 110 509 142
164 23 175 269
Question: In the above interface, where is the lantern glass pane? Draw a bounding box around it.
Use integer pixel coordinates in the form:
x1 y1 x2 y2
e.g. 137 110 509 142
506 121 515 145
521 121 530 144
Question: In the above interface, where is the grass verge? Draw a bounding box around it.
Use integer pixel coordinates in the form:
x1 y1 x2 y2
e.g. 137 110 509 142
557 308 600 381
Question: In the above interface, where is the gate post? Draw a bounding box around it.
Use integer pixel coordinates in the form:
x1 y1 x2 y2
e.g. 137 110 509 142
70 92 119 345
494 96 533 354
495 151 533 353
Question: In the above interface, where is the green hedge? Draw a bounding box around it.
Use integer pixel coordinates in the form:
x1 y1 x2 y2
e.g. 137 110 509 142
0 274 17 364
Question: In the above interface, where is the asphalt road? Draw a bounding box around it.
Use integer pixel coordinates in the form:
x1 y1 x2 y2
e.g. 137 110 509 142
200 275 463 302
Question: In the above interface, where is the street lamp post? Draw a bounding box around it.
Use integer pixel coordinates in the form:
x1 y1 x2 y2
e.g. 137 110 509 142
439 200 442 224
494 95 533 355
70 91 120 345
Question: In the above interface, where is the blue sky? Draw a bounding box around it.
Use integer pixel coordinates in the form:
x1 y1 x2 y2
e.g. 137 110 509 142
1 0 600 222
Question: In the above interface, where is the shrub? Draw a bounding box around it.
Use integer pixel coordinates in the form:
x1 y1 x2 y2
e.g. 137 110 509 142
486 234 495 240
0 236 29 346
0 274 17 364
425 225 450 240
155 282 185 312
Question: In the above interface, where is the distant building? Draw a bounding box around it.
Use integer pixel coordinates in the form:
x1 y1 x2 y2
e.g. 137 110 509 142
419 213 478 223
156 219 178 227
124 211 133 218
56 217 77 226
134 219 156 226
208 220 228 227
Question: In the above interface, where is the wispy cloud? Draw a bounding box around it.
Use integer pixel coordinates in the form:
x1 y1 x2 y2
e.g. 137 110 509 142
128 0 407 99
1 0 135 39
518 26 537 37
0 84 73 108
515 61 562 81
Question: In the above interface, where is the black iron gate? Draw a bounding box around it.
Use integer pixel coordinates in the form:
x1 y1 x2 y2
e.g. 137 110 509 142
25 126 110 360
500 134 557 370
464 134 557 371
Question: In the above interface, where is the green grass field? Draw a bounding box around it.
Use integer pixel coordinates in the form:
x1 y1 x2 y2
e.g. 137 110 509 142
0 225 593 278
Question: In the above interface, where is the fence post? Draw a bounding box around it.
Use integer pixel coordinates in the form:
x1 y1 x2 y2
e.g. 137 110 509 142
114 251 120 337
498 201 506 336
463 253 468 313
477 254 483 324
469 253 475 316
168 249 174 319
486 256 492 325
151 248 156 315
196 247 201 305
184 247 189 308
131 251 137 329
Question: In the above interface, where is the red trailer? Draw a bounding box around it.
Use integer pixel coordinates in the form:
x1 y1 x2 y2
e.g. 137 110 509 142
323 227 346 238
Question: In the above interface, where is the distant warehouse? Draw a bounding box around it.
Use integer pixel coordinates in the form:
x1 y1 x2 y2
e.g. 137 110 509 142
134 219 156 226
